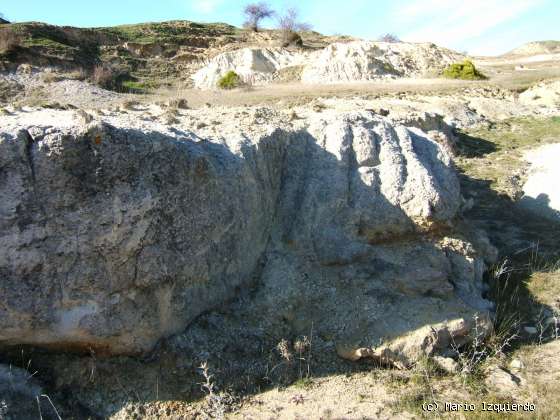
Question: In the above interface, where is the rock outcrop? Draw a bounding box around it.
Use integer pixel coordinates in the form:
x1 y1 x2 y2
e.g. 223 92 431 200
519 81 560 109
301 41 463 83
192 41 464 88
192 48 309 88
0 108 493 365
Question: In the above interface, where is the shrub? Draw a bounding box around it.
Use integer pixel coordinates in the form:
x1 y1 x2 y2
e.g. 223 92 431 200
442 60 487 80
0 28 20 54
243 2 275 32
277 8 311 48
217 71 241 89
281 31 302 48
91 65 132 91
91 65 117 89
378 33 401 43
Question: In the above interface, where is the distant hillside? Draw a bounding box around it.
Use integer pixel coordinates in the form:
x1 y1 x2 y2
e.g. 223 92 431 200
0 20 240 68
0 20 345 90
507 40 560 56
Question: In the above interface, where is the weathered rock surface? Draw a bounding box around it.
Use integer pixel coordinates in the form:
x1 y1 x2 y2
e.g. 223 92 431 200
192 41 464 88
192 47 309 88
519 81 560 109
301 41 463 84
0 108 493 365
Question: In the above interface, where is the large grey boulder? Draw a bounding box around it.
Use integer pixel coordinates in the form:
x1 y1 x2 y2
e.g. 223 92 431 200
0 108 493 364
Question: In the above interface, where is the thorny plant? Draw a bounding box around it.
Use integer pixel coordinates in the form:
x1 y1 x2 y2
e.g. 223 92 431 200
451 252 560 375
536 307 560 344
294 335 311 380
0 400 8 420
197 361 236 420
2 357 61 420
290 393 305 405
450 313 511 379
267 324 314 385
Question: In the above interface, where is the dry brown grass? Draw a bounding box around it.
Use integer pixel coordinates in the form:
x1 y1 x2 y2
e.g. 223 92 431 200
91 65 117 90
527 268 560 308
0 28 20 54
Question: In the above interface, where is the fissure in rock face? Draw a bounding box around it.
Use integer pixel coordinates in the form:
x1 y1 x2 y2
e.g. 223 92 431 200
0 110 494 365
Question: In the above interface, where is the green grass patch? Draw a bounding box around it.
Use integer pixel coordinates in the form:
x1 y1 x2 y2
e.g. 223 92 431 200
22 37 76 54
217 70 241 89
455 116 560 192
293 377 314 389
95 21 236 44
121 79 160 93
443 60 487 80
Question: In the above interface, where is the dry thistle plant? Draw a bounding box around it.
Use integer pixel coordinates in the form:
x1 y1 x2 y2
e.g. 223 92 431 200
197 361 236 419
276 339 293 363
294 335 310 379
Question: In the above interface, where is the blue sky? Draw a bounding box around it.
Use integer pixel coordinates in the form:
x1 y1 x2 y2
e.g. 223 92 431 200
1 0 558 55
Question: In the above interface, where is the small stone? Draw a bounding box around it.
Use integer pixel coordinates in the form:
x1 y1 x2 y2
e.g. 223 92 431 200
74 109 93 124
167 98 189 109
524 326 538 334
433 356 459 373
121 100 140 111
485 367 524 393
509 359 524 370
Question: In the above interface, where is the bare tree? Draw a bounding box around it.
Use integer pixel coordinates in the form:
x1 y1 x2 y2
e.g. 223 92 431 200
277 8 312 33
243 2 275 32
378 33 401 43
277 8 312 47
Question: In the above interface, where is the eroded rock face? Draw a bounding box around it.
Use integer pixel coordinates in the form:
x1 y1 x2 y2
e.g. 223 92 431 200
192 48 309 88
301 41 463 83
192 41 464 89
0 122 282 353
0 109 493 364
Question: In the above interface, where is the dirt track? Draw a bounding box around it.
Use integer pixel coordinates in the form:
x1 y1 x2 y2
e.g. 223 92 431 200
157 58 560 109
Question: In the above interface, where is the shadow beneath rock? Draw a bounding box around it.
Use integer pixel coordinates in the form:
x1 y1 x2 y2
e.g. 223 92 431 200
455 130 498 158
518 193 560 223
457 163 560 354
